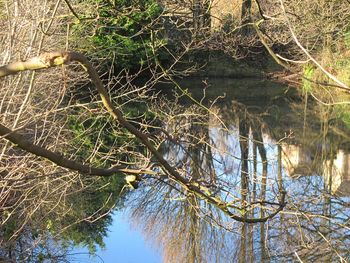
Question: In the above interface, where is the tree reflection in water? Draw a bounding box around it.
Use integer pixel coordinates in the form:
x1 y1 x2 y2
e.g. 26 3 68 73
2 80 350 262
127 81 350 262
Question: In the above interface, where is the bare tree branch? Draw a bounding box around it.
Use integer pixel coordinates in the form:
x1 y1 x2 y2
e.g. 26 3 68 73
0 51 286 223
0 123 155 176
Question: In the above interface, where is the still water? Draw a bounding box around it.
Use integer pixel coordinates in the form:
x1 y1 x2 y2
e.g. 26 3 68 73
83 78 350 262
70 212 161 263
4 78 350 262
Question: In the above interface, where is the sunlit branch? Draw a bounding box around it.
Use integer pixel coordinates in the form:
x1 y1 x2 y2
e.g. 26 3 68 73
253 22 350 92
0 51 286 223
278 0 350 91
0 123 155 177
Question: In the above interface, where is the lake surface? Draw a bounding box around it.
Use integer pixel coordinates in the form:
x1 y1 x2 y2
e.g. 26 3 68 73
69 212 161 263
3 77 350 262
83 78 350 262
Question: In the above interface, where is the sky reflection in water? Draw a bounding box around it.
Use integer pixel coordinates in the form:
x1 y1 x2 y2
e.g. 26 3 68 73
76 78 350 262
71 212 161 263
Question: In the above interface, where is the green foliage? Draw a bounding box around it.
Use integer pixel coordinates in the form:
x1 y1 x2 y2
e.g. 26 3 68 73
302 64 315 93
50 177 124 254
73 0 165 70
2 213 18 240
66 104 141 167
1 175 127 256
67 113 120 166
66 101 156 167
59 101 157 253
344 30 350 49
334 104 350 129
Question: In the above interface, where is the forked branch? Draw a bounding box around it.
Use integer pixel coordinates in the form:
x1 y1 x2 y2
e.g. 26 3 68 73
0 51 286 223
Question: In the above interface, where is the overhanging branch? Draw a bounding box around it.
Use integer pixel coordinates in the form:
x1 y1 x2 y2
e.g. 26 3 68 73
0 51 286 223
0 123 155 177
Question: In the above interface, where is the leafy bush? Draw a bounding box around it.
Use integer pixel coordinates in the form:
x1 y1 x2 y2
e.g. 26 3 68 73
73 0 165 70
